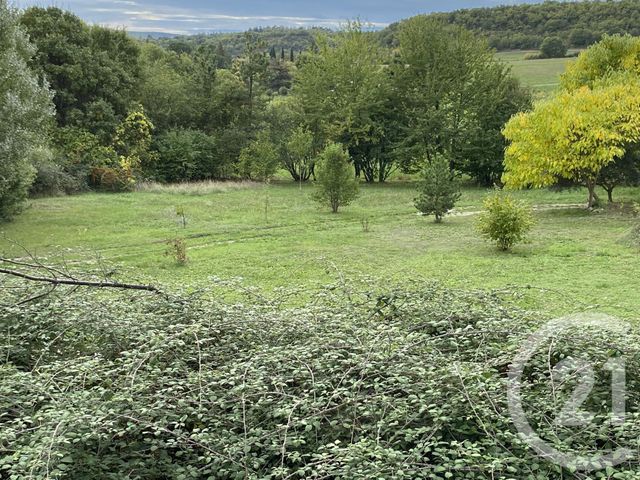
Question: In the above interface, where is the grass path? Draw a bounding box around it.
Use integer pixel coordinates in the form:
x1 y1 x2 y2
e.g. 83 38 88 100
447 202 585 217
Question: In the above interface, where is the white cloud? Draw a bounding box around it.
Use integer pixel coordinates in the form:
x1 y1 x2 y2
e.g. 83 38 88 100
17 0 389 34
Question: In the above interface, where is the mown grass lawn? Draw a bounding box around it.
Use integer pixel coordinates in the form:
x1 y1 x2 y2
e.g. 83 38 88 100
2 181 640 320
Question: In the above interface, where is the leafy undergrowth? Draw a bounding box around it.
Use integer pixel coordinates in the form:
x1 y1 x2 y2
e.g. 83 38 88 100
1 279 639 479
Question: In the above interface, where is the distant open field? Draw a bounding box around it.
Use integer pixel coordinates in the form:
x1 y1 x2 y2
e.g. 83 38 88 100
496 50 578 97
2 182 639 320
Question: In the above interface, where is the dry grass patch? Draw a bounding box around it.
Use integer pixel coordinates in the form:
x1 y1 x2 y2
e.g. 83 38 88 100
136 180 261 195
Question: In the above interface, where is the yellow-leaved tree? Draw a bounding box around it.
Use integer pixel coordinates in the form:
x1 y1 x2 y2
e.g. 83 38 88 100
503 76 640 207
561 35 640 91
503 35 640 207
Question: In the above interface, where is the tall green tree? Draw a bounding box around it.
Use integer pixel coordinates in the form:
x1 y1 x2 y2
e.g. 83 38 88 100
597 148 640 203
138 43 198 132
264 96 315 182
539 36 568 58
233 32 268 119
214 43 230 68
561 34 640 91
285 127 315 183
294 22 394 182
393 17 530 185
194 42 219 98
0 2 54 219
265 59 293 94
114 106 156 173
20 7 140 130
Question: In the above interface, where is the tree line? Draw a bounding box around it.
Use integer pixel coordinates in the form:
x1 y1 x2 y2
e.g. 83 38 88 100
0 5 534 220
5 2 639 222
155 26 322 60
381 0 640 51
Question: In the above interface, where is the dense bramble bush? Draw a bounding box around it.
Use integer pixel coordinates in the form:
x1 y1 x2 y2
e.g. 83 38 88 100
1 279 639 478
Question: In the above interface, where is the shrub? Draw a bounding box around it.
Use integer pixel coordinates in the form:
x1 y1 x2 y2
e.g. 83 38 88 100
523 52 542 60
29 147 84 196
30 159 67 196
540 36 568 58
476 192 534 250
53 127 123 192
89 164 135 192
237 131 280 181
312 143 359 213
2 279 640 478
153 129 219 182
414 155 461 222
165 237 187 264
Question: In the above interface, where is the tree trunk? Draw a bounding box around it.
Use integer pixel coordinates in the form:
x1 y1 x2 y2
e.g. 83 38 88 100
248 76 253 119
287 167 300 182
363 168 375 183
606 187 614 203
378 158 386 183
586 180 599 208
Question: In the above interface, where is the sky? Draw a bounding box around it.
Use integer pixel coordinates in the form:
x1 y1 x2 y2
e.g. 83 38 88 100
14 0 547 35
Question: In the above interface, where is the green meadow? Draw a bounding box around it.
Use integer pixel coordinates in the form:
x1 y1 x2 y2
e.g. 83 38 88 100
3 182 639 319
497 50 578 96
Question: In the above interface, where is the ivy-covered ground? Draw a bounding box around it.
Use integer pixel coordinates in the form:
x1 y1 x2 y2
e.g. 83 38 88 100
2 182 640 319
2 279 640 478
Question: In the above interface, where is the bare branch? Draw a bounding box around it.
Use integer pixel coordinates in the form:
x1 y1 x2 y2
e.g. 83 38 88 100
0 263 160 293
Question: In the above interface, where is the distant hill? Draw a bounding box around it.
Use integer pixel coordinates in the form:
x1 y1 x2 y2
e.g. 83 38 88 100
128 31 178 40
154 27 330 58
379 0 640 50
150 0 640 56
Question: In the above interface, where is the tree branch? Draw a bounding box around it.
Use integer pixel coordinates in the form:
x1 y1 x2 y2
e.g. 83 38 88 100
0 265 160 293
